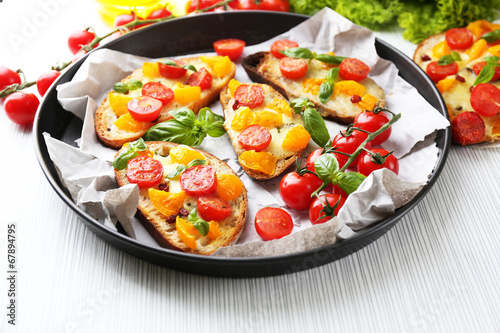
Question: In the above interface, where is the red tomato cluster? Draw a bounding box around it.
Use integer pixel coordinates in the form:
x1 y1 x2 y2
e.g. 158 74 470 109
185 0 289 13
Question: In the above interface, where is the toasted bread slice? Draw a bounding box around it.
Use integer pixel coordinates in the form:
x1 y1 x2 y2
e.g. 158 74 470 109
242 51 385 124
96 56 236 149
115 141 247 255
220 81 309 180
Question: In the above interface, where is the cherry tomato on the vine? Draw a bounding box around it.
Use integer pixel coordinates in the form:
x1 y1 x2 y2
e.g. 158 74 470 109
0 66 21 91
237 124 272 151
306 148 349 172
259 0 290 12
114 13 135 27
127 96 163 121
270 39 299 59
357 148 399 177
4 92 40 125
186 0 235 13
36 70 61 97
146 8 172 19
470 83 500 117
426 61 458 83
279 171 322 210
180 165 217 196
126 155 164 188
353 110 391 146
254 207 293 241
451 111 486 145
68 29 97 55
279 57 308 80
445 28 474 50
309 194 346 225
339 58 370 82
213 39 246 61
331 129 371 166
197 196 233 221
187 67 213 90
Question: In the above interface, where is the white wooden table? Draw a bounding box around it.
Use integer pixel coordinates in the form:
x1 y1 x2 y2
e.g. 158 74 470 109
1 2 499 332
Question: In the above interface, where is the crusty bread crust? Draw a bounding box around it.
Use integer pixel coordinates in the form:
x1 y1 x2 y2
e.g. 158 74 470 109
242 51 385 124
95 57 236 149
115 141 247 255
219 83 303 180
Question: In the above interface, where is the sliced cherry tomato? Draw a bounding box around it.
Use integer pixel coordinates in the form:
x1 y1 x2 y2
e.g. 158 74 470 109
187 67 213 90
36 70 61 97
237 124 272 151
234 84 265 108
426 61 458 83
158 60 187 79
254 207 293 241
353 110 391 146
213 39 246 61
445 28 474 50
473 61 500 82
197 196 233 221
279 171 322 210
306 148 349 172
68 29 97 55
339 58 370 81
126 155 164 188
451 111 486 145
331 130 371 166
357 148 399 176
180 165 217 196
259 0 290 12
0 65 21 91
3 92 39 125
470 83 500 117
279 57 308 80
141 82 174 105
309 194 346 225
270 39 299 59
127 96 163 121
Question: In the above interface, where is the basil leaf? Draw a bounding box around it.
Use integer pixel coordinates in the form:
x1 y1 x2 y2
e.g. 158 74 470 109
113 82 129 94
198 107 225 127
313 153 339 184
113 149 138 170
187 209 209 236
168 132 200 146
187 159 207 168
303 107 330 147
438 52 461 66
128 79 143 91
290 97 315 114
182 64 198 72
337 172 366 195
170 107 196 127
474 64 495 85
315 54 346 65
280 47 316 59
325 67 339 81
129 137 147 151
143 121 191 141
167 165 186 179
205 122 226 137
484 55 500 65
159 59 178 66
481 30 500 43
318 80 333 104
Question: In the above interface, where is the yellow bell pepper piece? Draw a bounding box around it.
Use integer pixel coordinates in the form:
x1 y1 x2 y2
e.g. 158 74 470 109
265 98 293 117
207 221 222 240
149 189 187 217
281 125 311 151
466 20 500 38
114 113 146 132
142 61 160 79
176 216 197 250
334 80 367 97
239 150 277 175
200 55 223 67
169 147 206 166
467 39 488 62
302 78 325 95
432 40 451 59
108 91 133 117
231 107 254 131
228 79 240 97
436 77 457 93
174 84 201 104
213 56 233 78
489 45 500 58
216 174 244 201
358 93 378 111
253 110 283 128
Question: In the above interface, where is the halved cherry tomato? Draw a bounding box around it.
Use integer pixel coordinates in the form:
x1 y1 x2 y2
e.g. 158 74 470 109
126 156 164 188
213 39 246 61
353 110 391 146
127 96 163 121
158 60 187 79
279 171 322 210
187 67 213 90
270 39 299 59
426 61 458 82
197 196 233 221
237 124 272 151
141 82 174 105
339 58 370 82
473 61 500 82
180 165 217 196
451 111 486 145
357 148 399 176
445 28 474 50
36 70 61 97
234 84 265 108
279 57 308 80
254 207 293 241
309 194 346 225
331 130 371 165
470 83 500 117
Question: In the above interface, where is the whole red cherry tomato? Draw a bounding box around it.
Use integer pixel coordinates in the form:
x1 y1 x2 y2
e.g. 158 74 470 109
127 96 163 121
4 92 40 125
309 194 346 225
187 67 213 90
213 39 246 61
141 82 174 105
186 0 235 13
445 28 474 50
126 155 164 188
68 29 97 55
357 148 399 176
279 171 322 210
331 129 371 166
237 124 272 151
353 110 391 146
260 0 290 12
306 148 349 172
234 84 265 108
114 13 135 27
470 83 500 117
426 61 458 82
180 165 217 196
146 8 172 19
279 57 308 80
254 207 293 241
339 58 370 81
197 196 233 221
235 0 259 9
451 111 486 145
270 39 299 59
36 70 61 96
0 66 21 91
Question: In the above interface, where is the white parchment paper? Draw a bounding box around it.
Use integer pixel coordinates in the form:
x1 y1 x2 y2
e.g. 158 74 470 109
44 8 450 256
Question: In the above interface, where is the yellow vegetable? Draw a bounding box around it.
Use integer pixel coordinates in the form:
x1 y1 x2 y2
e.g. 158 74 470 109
358 93 378 111
281 125 311 151
216 174 244 201
467 39 488 62
149 189 187 217
108 91 133 117
200 55 223 67
302 78 325 95
238 150 277 175
231 107 255 131
213 56 233 78
489 45 500 58
265 98 293 117
207 221 222 240
228 79 240 97
169 147 206 166
176 216 197 250
174 84 201 104
114 113 146 132
253 110 283 128
142 61 159 79
432 40 451 59
436 77 457 93
334 80 367 97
